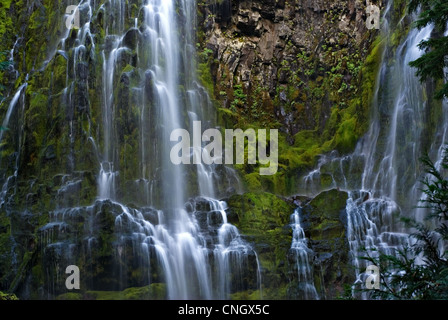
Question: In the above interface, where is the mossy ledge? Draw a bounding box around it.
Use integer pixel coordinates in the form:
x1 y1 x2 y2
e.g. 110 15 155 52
225 192 294 299
55 283 167 300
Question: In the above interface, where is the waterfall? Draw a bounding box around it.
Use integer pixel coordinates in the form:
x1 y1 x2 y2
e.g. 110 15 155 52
359 22 434 204
0 83 27 145
4 0 445 301
0 82 28 203
344 11 436 295
25 0 260 299
299 1 447 297
289 208 319 299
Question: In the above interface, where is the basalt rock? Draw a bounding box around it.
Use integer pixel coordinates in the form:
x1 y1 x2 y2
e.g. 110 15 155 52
198 0 385 194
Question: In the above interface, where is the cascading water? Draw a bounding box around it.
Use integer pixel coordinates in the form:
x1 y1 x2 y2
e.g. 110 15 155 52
0 81 28 199
3 0 445 302
25 0 260 300
298 1 447 297
289 208 319 299
0 83 27 146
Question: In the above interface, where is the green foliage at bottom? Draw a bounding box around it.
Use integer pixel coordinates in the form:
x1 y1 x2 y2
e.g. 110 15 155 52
0 291 18 300
56 283 167 300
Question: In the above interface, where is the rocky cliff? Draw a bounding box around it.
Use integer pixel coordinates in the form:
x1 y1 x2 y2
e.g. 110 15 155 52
197 0 391 195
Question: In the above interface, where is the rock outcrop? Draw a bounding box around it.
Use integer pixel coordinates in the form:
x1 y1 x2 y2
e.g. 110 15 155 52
198 0 385 194
226 189 353 300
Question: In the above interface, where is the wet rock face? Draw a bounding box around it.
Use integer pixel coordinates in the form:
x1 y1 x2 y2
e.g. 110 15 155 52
226 192 295 299
35 200 170 297
38 200 122 295
201 0 379 140
224 189 354 299
300 189 353 299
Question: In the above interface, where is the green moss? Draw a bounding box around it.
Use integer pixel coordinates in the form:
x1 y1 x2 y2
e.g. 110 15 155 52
0 212 12 288
56 292 83 300
360 36 384 110
227 192 294 295
85 283 167 300
228 192 292 236
217 107 238 129
260 286 288 300
333 117 358 154
293 130 319 149
27 92 49 147
319 173 334 189
9 250 34 293
229 128 324 196
243 172 262 192
278 133 321 173
0 1 13 42
122 64 135 74
31 264 44 289
306 188 348 221
198 61 215 98
304 189 349 241
230 289 262 300
0 291 18 300
320 36 385 156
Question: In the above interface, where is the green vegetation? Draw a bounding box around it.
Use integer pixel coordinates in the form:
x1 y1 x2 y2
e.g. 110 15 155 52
0 1 13 42
230 84 247 112
220 31 384 195
230 290 262 300
198 46 216 97
408 0 448 99
0 291 18 300
56 284 167 300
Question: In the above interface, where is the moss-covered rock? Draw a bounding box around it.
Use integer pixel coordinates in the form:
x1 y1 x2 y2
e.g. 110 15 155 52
55 292 83 300
226 192 294 299
225 189 354 299
56 283 167 300
300 189 354 299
